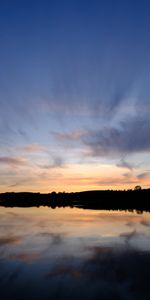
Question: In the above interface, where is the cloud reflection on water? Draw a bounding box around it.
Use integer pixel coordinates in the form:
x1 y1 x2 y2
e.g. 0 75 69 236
0 207 150 299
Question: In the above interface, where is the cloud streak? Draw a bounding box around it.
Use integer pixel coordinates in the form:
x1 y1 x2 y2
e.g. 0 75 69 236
0 156 27 166
22 144 47 153
137 171 150 179
116 159 134 171
82 116 150 158
39 156 65 169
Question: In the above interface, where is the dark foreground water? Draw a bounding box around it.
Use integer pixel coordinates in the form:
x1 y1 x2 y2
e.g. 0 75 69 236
0 206 150 300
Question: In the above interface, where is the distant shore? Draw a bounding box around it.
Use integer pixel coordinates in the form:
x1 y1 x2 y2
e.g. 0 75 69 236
0 189 150 212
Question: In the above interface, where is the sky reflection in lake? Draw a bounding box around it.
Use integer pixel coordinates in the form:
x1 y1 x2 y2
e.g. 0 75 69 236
0 207 150 300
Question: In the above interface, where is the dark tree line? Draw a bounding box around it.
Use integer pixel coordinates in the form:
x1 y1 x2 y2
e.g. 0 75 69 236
0 187 150 212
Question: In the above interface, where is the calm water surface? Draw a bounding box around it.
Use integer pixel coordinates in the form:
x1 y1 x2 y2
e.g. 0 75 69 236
0 206 150 300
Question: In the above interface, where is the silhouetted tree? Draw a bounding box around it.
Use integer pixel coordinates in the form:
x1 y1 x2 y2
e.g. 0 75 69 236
134 185 142 191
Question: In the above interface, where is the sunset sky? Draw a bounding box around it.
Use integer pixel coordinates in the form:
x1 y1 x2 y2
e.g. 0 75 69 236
0 0 150 192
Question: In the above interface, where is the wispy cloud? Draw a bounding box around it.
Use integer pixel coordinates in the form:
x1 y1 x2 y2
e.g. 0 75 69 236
137 171 150 179
39 156 65 169
22 143 47 153
53 130 86 141
95 176 139 187
0 156 27 166
116 159 134 171
82 116 150 157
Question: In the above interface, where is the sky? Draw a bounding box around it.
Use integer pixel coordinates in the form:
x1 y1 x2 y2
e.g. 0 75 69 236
0 0 150 192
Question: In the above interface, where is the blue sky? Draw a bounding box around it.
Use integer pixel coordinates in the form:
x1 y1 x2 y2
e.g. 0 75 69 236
0 0 150 192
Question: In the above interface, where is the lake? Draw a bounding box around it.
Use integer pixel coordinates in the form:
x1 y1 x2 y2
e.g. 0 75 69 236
0 206 150 300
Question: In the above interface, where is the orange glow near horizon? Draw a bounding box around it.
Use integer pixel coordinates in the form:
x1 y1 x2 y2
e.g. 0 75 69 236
0 162 149 193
